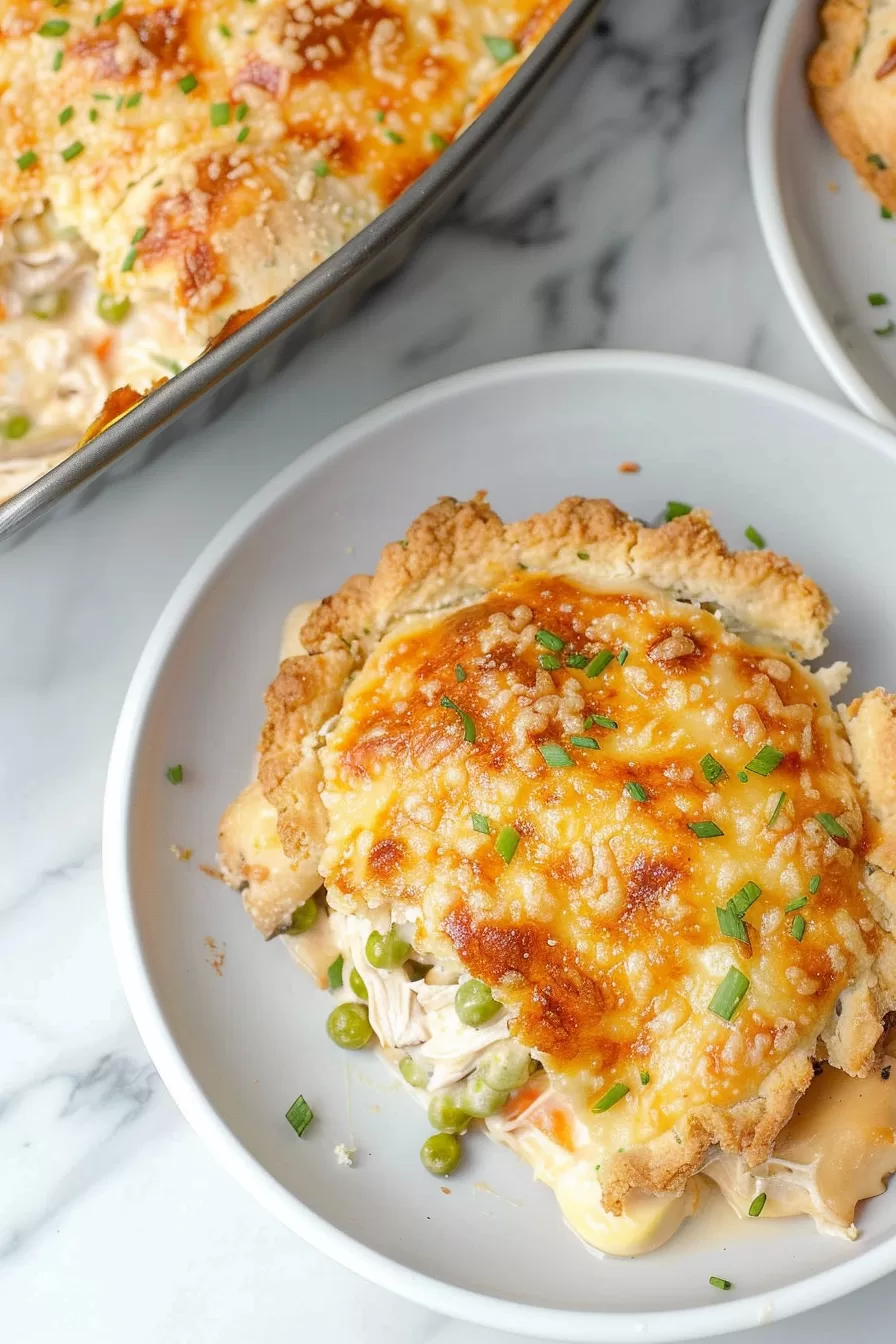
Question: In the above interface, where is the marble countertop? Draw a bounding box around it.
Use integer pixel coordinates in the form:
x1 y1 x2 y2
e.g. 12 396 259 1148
3 0 894 1340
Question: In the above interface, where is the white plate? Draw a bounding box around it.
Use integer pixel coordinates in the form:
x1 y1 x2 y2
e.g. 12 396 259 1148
104 352 896 1342
749 0 896 428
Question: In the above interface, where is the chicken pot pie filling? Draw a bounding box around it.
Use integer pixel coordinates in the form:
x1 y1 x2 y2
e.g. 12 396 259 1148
218 496 896 1256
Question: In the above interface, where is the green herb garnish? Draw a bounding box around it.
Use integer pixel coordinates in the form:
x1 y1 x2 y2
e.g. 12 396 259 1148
709 1277 732 1291
384 129 404 144
617 648 629 665
639 1070 650 1085
570 735 600 750
716 904 749 944
178 73 198 94
483 34 517 64
540 743 574 768
744 525 765 548
471 812 490 834
210 102 230 126
767 790 786 827
875 320 896 336
327 955 344 990
61 140 84 161
586 715 617 730
539 652 562 670
236 126 249 142
868 291 889 306
809 875 821 894
440 696 475 743
708 966 750 1021
59 105 74 125
745 744 785 777
792 914 807 942
566 653 589 669
313 161 330 177
235 101 249 121
165 764 184 785
577 550 590 560
868 153 887 169
39 19 70 36
592 1082 629 1113
454 664 466 682
689 820 724 838
748 1192 767 1217
535 629 565 652
700 753 726 784
665 501 692 521
495 825 520 865
585 650 614 678
285 1094 313 1137
785 896 808 912
16 150 38 171
816 812 848 839
730 881 761 916
429 132 448 150
625 781 647 802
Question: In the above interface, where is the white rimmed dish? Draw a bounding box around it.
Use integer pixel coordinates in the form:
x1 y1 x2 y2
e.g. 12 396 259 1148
748 0 896 428
104 351 896 1342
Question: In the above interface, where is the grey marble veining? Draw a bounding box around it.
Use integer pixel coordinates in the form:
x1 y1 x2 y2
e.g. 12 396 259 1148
3 1 890 1340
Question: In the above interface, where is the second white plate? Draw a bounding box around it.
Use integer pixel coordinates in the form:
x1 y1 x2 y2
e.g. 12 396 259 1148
749 0 896 428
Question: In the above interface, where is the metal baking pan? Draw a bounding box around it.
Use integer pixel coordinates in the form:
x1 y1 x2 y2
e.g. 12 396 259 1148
0 0 603 546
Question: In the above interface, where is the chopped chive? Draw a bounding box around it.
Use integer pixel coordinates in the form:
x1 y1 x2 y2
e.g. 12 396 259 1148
165 764 184 785
52 48 64 70
131 225 148 244
454 664 466 682
639 1070 650 1085
210 101 231 127
235 101 249 121
100 1 124 19
737 770 749 783
236 126 249 142
816 811 848 839
429 132 448 150
577 550 590 560
791 914 807 942
483 34 517 64
617 648 629 665
716 903 749 944
570 735 600 750
39 19 70 36
16 150 38 171
700 753 726 784
219 22 233 36
874 320 896 336
440 696 475 743
121 247 138 272
745 744 785 777
539 652 562 670
566 653 589 669
178 73 198 94
374 109 385 122
93 92 114 100
785 896 808 912
709 1276 732 1291
540 743 574 768
748 1192 767 1217
4 415 31 439
883 205 893 219
868 292 888 306
285 1094 313 1137
327 955 344 990
471 812 490 835
535 629 565 652
592 1082 629 1113
384 129 404 144
708 966 750 1021
585 650 614 678
89 107 98 122
665 501 692 521
587 715 617 730
730 881 761 916
115 95 124 110
809 875 821 894
689 820 724 838
61 140 84 161
59 105 74 125
313 160 330 177
745 525 765 549
495 825 519 865
767 790 786 827
125 91 142 108
868 153 887 169
625 781 647 802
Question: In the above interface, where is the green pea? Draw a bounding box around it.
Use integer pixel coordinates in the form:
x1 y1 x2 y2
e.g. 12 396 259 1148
97 291 132 324
28 289 69 320
326 1002 372 1050
427 1087 469 1134
477 1040 531 1091
349 966 368 1000
420 1132 461 1177
365 926 410 970
286 899 317 934
399 1054 429 1088
463 1075 509 1118
455 978 500 1027
3 414 31 440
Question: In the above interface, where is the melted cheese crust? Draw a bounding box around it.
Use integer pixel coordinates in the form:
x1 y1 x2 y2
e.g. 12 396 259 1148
321 573 879 1154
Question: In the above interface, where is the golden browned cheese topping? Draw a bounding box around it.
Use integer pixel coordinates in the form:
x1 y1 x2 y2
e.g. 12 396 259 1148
321 573 879 1145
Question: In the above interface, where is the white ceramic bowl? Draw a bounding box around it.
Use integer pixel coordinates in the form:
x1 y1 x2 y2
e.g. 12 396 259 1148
749 0 896 428
104 352 896 1342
